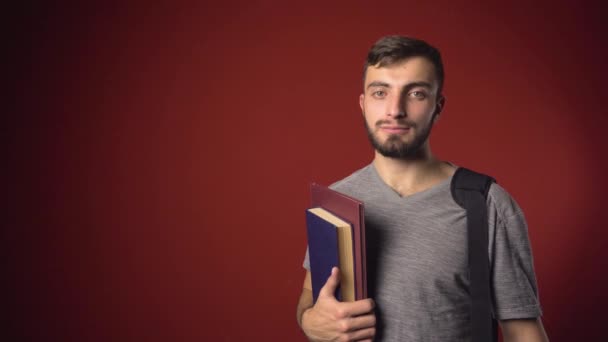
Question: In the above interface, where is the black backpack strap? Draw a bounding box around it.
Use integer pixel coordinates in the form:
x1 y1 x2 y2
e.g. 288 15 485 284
450 167 498 342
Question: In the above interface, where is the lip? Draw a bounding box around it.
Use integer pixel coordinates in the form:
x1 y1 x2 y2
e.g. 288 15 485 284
380 126 410 134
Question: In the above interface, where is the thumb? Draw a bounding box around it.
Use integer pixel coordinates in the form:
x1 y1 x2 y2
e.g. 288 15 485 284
319 267 340 299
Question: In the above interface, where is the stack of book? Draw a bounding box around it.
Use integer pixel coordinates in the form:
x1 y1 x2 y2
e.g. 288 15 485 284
305 183 367 303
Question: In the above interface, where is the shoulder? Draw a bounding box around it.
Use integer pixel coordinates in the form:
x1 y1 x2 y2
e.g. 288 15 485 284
329 164 375 192
487 182 527 224
452 167 526 222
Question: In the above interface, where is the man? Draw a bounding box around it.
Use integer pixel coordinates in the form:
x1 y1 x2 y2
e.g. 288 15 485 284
296 36 548 341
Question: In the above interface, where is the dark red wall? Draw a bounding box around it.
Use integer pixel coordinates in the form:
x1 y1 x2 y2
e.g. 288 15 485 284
7 1 607 341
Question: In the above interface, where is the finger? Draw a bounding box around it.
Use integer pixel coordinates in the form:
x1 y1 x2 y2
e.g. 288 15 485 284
346 326 376 341
318 267 340 298
345 313 376 331
342 298 375 316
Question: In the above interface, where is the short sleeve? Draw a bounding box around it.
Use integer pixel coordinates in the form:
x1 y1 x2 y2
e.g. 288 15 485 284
303 246 310 270
488 184 543 320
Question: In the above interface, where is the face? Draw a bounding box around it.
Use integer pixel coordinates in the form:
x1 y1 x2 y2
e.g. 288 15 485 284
360 57 444 159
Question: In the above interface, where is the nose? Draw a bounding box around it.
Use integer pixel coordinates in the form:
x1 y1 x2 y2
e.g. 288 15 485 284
387 92 406 118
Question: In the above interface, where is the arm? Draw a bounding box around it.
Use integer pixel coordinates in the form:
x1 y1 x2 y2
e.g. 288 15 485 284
296 268 376 342
500 318 549 342
488 186 548 341
296 271 313 327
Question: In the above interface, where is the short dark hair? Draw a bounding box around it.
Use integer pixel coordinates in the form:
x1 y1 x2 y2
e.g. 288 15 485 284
363 35 445 95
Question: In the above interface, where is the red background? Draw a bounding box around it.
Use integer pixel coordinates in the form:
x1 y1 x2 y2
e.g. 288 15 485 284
7 1 608 341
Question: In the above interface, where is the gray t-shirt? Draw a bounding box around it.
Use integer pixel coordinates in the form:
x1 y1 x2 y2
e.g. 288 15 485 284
303 164 542 341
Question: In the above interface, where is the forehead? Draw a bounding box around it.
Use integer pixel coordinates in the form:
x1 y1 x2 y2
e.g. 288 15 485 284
364 56 438 89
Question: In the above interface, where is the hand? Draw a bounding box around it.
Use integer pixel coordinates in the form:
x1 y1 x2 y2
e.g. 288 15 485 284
301 267 376 342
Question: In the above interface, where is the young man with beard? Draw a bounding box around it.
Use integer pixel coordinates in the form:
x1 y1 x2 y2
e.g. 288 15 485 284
296 36 548 342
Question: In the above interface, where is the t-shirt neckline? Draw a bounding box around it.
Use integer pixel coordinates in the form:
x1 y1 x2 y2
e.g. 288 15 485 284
368 163 454 201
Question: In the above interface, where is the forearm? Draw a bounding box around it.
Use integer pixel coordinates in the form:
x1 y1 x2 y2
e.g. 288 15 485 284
297 289 314 327
501 318 549 342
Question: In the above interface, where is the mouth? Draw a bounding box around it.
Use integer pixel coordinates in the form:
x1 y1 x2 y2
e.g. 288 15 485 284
379 126 411 134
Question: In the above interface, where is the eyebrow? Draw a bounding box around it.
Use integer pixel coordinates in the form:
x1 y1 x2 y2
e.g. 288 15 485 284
366 81 433 91
366 81 390 89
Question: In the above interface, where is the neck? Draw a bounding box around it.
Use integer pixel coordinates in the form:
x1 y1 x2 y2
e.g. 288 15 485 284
372 145 455 196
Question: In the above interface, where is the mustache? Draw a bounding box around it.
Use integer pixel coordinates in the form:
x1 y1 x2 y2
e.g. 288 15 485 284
375 119 417 128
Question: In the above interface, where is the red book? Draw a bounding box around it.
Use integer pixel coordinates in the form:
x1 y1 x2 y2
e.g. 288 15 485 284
310 183 367 300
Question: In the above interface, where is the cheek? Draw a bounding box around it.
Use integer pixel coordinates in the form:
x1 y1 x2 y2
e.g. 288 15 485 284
362 111 379 130
365 101 385 118
363 102 383 125
406 101 435 117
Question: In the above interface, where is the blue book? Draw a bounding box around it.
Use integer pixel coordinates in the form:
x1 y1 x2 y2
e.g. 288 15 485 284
306 207 354 303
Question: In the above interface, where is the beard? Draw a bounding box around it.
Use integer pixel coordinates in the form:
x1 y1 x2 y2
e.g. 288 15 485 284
364 114 435 159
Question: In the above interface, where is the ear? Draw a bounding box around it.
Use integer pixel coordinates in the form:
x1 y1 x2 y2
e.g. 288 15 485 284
359 93 365 116
433 94 446 123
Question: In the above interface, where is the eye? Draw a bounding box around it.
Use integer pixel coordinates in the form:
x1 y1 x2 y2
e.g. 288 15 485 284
408 91 427 100
371 89 387 98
